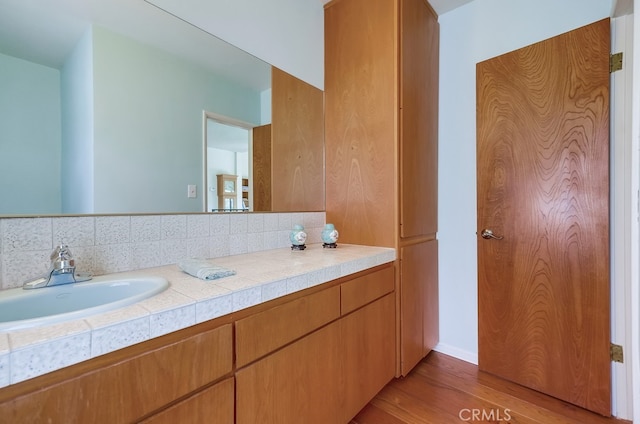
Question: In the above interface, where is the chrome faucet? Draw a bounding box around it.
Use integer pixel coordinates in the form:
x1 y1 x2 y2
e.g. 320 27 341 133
23 245 92 290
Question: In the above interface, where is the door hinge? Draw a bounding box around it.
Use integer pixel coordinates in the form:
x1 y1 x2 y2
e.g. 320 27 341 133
610 52 623 73
610 343 624 363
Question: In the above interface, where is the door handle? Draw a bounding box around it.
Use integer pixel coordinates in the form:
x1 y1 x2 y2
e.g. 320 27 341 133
480 229 503 240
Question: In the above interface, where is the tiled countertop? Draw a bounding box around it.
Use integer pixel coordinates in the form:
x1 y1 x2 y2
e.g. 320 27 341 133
0 243 395 387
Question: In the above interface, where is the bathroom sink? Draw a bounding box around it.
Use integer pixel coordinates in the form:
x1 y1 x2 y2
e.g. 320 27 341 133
0 275 169 331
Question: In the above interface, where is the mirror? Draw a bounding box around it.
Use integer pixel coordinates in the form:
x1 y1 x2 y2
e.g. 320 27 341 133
0 0 323 216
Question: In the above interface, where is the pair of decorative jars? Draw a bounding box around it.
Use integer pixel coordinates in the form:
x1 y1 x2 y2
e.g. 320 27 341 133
290 224 339 250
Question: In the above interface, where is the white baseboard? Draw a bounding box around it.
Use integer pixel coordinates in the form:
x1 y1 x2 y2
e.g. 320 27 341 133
433 343 478 365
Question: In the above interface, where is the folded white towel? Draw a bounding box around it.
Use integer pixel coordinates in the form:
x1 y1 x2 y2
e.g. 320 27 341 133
177 259 236 280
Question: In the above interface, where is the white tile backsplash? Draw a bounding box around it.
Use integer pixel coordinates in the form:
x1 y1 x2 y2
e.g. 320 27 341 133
96 216 131 245
130 215 162 243
160 215 187 240
0 212 326 290
53 216 95 247
2 218 52 252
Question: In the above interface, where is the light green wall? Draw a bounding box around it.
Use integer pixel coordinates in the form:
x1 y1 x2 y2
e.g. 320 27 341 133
61 28 94 214
91 26 262 213
0 53 62 215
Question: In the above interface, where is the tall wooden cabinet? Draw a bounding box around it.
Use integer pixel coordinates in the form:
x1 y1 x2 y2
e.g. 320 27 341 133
325 0 439 376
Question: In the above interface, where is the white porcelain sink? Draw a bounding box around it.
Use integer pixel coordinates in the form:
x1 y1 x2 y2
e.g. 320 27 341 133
0 275 169 331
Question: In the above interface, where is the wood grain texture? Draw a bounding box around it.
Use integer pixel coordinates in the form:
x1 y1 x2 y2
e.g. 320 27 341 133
0 323 233 423
342 293 396 422
400 0 439 238
353 352 629 424
341 265 395 314
400 240 438 376
140 378 234 424
236 320 343 424
476 19 611 415
422 239 439 354
271 67 324 212
235 285 340 368
252 123 272 211
324 0 398 247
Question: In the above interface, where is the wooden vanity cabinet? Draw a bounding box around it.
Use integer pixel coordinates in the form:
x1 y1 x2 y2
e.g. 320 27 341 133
236 319 343 424
325 0 439 376
0 322 233 423
0 265 395 424
235 265 395 424
140 377 234 424
341 293 395 421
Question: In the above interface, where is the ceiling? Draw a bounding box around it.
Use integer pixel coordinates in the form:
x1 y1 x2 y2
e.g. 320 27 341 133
0 0 476 79
320 0 475 15
0 0 271 91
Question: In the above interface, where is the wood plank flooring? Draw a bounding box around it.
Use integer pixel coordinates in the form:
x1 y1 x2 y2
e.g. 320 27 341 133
351 352 631 424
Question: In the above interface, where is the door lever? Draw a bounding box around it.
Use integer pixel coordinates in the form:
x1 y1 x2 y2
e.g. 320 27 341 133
480 229 503 240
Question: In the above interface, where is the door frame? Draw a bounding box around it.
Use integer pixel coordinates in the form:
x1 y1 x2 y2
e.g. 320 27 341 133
611 13 637 421
202 111 255 212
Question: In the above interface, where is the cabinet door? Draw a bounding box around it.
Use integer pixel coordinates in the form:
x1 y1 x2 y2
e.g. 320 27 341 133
236 321 342 424
400 240 438 375
400 0 439 238
252 124 272 211
341 293 396 422
324 0 398 247
141 377 234 424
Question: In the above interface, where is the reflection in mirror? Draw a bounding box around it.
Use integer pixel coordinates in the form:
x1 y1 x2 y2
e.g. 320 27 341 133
204 113 252 212
0 0 324 216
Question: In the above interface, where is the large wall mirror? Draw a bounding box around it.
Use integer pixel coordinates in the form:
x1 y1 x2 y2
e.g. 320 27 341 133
0 0 324 216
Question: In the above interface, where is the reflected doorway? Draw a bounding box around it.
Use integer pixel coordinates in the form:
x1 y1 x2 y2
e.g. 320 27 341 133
203 111 253 212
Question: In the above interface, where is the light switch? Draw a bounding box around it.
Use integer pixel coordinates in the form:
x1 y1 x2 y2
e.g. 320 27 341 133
187 184 197 198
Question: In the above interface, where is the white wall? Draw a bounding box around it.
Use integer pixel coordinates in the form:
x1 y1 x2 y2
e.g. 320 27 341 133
146 0 325 90
437 0 612 361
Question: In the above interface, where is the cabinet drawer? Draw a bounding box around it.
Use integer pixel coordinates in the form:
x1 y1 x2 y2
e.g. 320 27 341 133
236 321 342 424
141 377 234 424
235 285 341 368
341 266 394 315
0 323 233 424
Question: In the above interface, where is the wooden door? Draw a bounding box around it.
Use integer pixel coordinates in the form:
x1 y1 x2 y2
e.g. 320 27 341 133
476 19 611 415
252 124 271 211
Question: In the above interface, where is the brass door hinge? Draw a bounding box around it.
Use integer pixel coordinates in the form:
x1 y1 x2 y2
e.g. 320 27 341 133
610 343 624 363
610 52 623 73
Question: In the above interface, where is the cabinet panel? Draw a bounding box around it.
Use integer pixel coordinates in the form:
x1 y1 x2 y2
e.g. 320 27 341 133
141 377 234 424
271 67 325 212
324 0 398 247
236 321 342 424
0 324 233 423
341 266 394 315
400 0 439 238
341 293 396 421
235 285 340 367
252 124 272 211
400 241 438 375
423 239 439 352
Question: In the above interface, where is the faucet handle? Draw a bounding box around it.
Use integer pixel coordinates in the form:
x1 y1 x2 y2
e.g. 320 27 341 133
51 244 75 270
